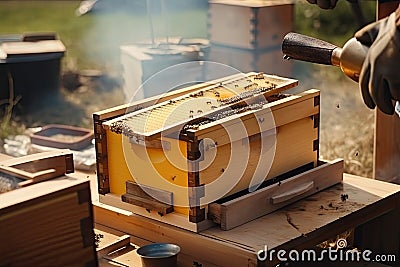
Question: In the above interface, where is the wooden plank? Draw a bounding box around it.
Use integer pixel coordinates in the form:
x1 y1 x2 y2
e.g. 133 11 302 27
208 159 343 230
0 175 89 211
97 234 131 258
125 181 173 204
0 165 58 187
0 153 12 162
373 0 400 182
374 110 400 182
99 194 215 233
93 201 257 267
122 193 174 215
94 174 400 266
0 149 74 174
0 150 74 188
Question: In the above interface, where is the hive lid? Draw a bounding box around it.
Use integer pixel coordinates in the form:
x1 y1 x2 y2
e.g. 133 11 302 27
104 72 298 141
0 40 66 62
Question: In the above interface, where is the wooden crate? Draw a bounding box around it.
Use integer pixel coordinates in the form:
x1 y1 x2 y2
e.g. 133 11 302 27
0 152 97 266
208 0 294 50
93 72 325 232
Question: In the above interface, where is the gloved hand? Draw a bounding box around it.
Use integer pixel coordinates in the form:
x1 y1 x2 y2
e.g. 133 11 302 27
306 0 338 9
355 11 400 115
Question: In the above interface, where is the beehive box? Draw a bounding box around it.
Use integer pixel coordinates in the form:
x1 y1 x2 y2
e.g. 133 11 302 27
0 151 97 266
208 0 294 50
120 38 209 102
94 72 321 231
0 35 65 111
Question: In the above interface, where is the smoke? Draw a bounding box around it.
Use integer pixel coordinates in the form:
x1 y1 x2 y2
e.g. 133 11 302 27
77 0 208 75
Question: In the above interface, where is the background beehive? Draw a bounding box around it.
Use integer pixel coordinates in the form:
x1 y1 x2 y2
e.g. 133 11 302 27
208 0 294 49
207 0 294 76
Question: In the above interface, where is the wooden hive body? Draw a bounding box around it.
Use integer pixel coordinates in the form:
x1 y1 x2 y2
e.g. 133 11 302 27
0 151 97 266
208 0 294 50
94 72 322 231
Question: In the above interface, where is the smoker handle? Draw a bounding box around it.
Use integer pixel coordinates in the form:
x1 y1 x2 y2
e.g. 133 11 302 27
282 32 338 65
271 181 314 204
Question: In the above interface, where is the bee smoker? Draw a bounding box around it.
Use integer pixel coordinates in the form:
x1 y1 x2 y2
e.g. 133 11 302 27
281 32 400 116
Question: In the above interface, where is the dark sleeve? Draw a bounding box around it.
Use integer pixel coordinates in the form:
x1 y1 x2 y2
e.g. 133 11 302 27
378 0 399 3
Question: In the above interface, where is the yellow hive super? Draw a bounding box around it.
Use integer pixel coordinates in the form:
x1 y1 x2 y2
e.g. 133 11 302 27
107 129 190 215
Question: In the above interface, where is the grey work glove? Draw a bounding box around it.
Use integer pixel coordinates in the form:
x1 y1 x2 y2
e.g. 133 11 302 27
355 12 400 115
306 0 338 9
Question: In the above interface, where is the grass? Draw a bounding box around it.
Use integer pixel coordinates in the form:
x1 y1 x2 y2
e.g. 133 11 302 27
0 0 377 177
0 72 25 140
294 0 376 45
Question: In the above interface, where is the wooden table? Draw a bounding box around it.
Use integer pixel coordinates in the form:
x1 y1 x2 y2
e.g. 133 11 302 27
2 152 399 266
93 173 400 267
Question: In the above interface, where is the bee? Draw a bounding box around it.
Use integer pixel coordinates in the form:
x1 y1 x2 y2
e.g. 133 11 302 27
255 73 264 79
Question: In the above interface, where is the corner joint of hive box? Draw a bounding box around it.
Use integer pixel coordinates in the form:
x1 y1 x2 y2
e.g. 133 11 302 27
183 130 198 145
314 95 320 107
313 114 320 129
313 139 319 151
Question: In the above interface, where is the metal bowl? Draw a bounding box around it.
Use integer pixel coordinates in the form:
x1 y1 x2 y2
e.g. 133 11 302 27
137 243 180 267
